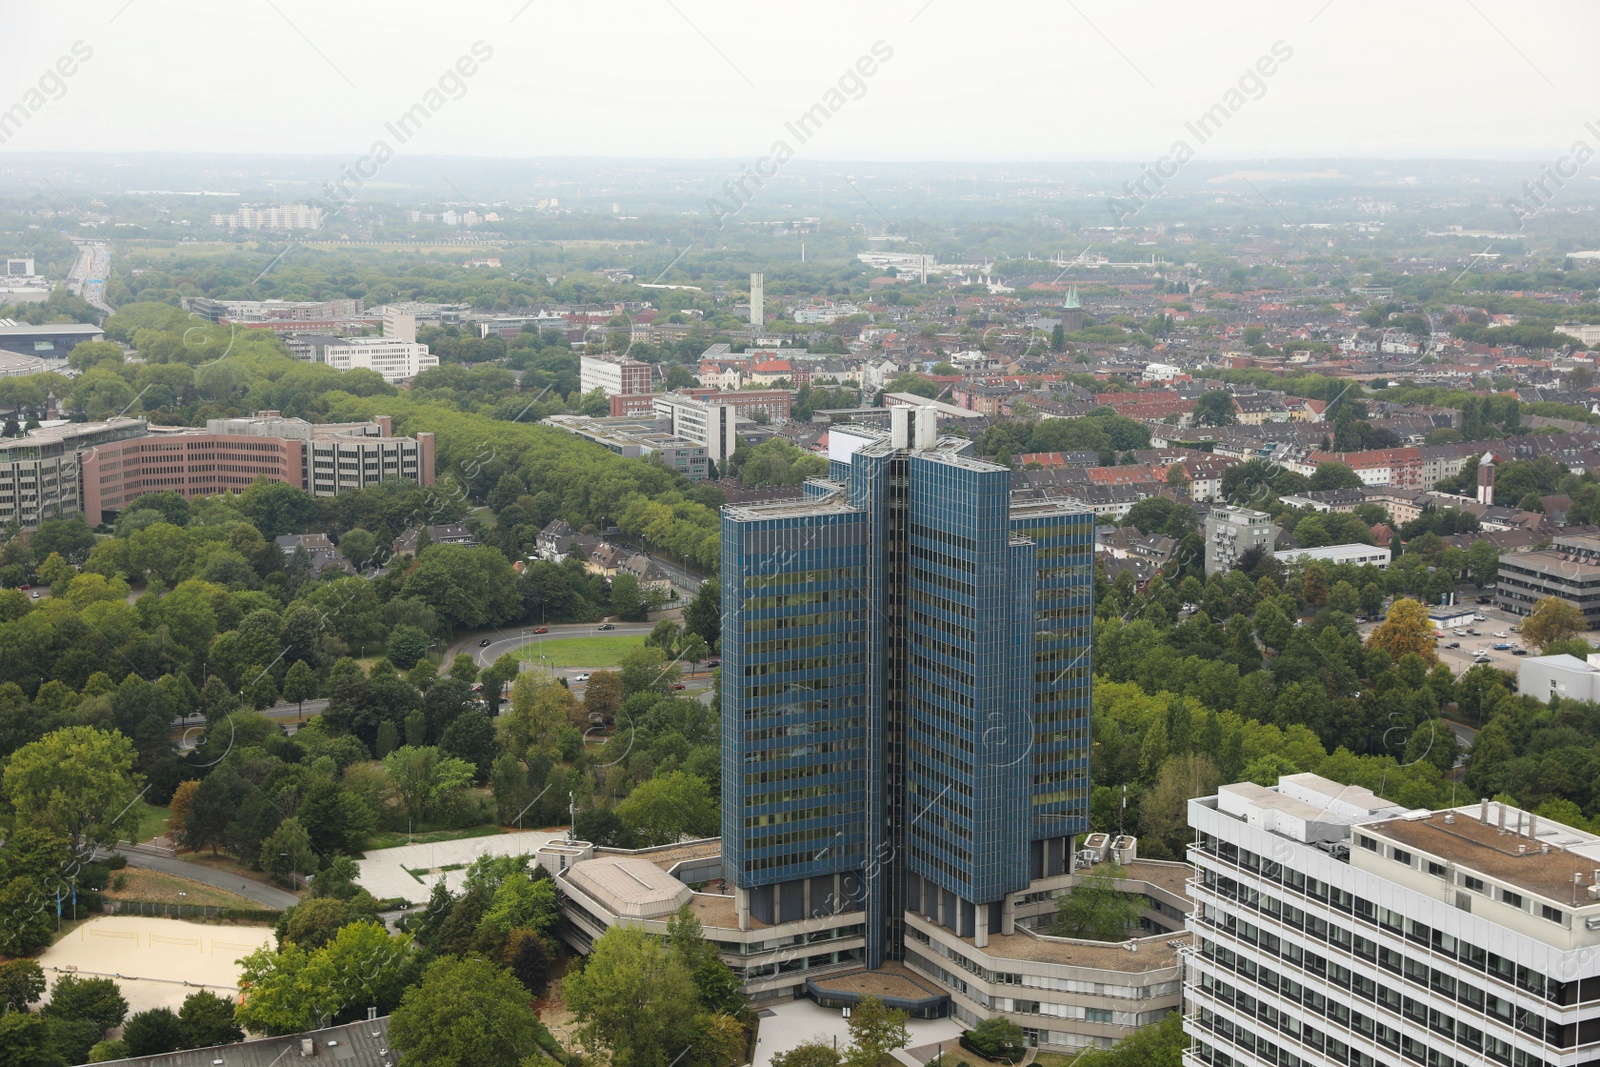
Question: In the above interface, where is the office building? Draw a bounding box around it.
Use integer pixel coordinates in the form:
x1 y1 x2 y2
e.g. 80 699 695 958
1205 504 1275 576
652 393 747 466
6 258 35 277
183 297 366 323
0 418 148 528
1495 533 1600 624
1188 773 1600 1067
721 405 1094 974
75 412 434 525
320 337 438 383
544 414 710 480
750 272 764 326
580 354 653 398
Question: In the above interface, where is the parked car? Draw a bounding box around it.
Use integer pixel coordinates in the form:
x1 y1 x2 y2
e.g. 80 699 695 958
1453 629 1466 636
574 673 591 683
1466 629 1481 636
29 591 39 599
1446 641 1461 648
534 626 549 634
1513 648 1529 656
598 623 615 631
1493 631 1508 638
1493 643 1512 650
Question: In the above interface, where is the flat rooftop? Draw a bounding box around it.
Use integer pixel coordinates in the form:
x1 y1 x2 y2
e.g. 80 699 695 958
1365 807 1600 906
964 927 1190 973
810 962 946 1000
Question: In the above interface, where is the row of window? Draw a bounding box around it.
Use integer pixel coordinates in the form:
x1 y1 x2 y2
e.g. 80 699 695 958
1197 834 1569 1002
1195 896 1565 1047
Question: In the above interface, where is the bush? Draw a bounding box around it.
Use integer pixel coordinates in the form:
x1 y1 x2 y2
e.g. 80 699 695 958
963 1017 1027 1064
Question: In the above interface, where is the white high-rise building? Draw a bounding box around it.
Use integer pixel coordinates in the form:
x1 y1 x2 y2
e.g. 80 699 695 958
1187 773 1600 1067
750 272 764 326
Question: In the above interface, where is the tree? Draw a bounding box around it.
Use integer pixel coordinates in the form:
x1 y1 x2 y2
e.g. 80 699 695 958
387 625 432 670
1308 462 1364 491
844 996 910 1067
383 746 475 824
1467 539 1501 588
0 1011 60 1067
565 925 703 1067
1139 752 1222 859
87 1039 128 1063
122 1008 183 1057
1051 322 1066 351
282 660 319 721
3 726 141 851
616 771 716 846
965 1017 1027 1063
315 920 416 1020
277 897 359 951
1193 390 1237 427
1076 1010 1186 1067
43 975 127 1034
390 956 540 1067
505 928 553 996
611 573 647 621
1365 597 1437 665
0 960 47 1012
235 943 341 1035
773 1043 843 1067
683 578 720 652
1053 864 1142 941
1523 596 1587 652
584 670 625 725
178 990 243 1050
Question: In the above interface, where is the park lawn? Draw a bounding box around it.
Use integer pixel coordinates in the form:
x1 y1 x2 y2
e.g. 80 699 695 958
104 868 259 909
364 823 505 852
515 634 646 668
120 800 170 844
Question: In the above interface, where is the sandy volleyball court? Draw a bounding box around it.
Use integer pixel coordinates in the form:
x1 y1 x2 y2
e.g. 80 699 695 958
35 915 275 1015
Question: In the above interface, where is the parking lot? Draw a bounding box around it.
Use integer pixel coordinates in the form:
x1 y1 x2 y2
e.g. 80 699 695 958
1357 599 1600 679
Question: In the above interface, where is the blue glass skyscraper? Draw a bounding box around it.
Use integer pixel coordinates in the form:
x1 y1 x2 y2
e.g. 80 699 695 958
721 406 1094 968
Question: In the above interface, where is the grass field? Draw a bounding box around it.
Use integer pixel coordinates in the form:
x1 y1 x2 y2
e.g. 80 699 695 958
515 635 646 668
104 869 259 909
365 824 504 852
119 800 170 844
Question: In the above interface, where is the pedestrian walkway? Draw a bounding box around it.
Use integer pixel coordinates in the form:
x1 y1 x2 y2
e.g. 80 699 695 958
354 830 567 903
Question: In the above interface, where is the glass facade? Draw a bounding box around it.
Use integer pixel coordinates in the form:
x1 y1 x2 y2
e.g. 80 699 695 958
722 433 1094 968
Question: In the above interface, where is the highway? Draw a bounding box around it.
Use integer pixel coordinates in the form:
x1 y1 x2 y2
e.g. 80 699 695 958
68 239 113 314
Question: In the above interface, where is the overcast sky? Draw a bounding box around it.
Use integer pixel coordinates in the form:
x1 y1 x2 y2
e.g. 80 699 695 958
1 0 1595 162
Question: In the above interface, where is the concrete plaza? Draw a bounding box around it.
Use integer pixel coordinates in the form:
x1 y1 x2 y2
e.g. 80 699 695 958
354 829 568 903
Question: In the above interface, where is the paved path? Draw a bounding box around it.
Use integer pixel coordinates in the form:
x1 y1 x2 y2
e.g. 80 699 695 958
114 848 299 909
354 830 568 904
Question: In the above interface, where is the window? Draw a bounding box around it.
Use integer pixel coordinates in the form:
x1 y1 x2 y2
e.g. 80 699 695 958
1542 904 1563 924
1501 890 1523 909
1464 876 1485 893
1393 849 1414 867
1358 835 1378 852
1427 861 1447 877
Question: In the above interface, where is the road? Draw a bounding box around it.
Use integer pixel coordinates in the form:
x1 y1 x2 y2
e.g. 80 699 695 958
112 848 299 910
68 239 113 314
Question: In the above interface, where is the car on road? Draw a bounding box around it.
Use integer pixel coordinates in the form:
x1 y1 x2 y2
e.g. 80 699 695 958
672 683 687 690
1510 625 1521 633
534 626 549 634
598 623 615 631
18 584 28 591
705 658 720 668
1493 631 1508 638
574 673 590 683
30 591 39 599
1446 641 1461 648
1513 648 1528 656
1476 596 1492 604
1453 629 1466 636
478 638 491 647
1473 614 1487 622
1474 654 1491 663
1466 629 1481 636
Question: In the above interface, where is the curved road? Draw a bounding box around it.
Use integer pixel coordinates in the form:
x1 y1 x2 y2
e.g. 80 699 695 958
468 620 657 669
110 848 299 910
